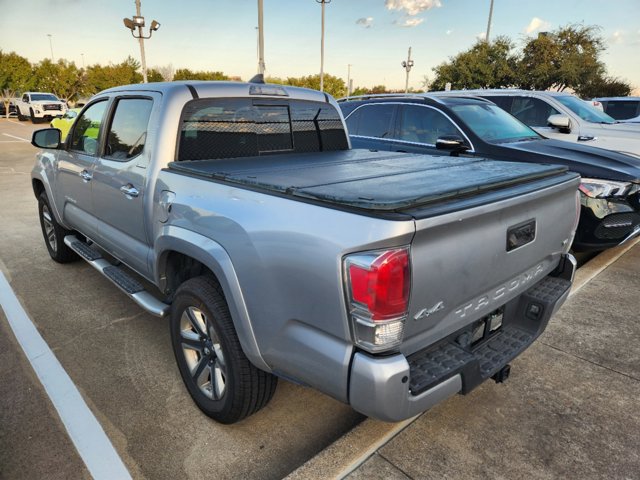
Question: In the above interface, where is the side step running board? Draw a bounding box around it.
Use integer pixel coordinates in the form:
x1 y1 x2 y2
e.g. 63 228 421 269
64 235 170 317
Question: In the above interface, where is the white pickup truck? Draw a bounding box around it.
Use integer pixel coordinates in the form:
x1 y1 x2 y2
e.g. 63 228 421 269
16 92 67 123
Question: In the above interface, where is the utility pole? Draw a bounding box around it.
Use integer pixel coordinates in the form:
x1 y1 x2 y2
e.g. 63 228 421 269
316 0 331 92
257 0 266 75
135 0 148 83
47 34 54 62
346 64 352 97
122 0 160 84
401 47 414 94
485 0 494 42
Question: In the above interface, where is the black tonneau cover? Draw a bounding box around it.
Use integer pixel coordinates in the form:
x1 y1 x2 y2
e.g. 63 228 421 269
168 150 568 211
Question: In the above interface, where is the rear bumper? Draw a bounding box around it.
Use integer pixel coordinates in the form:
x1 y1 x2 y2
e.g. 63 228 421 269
348 253 575 422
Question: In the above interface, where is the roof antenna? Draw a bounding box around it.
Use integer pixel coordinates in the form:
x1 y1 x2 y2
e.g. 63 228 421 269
249 73 265 84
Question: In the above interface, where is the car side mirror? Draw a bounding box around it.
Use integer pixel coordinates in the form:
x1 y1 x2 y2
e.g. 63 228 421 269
32 128 62 149
547 114 572 133
436 135 470 156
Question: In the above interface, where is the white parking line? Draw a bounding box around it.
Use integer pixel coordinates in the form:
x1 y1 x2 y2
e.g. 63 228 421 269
0 271 132 480
2 133 29 142
6 119 25 126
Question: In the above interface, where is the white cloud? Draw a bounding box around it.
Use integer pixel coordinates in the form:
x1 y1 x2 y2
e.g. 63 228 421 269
385 0 442 16
446 29 453 35
610 30 625 44
476 32 486 41
525 17 551 34
356 17 374 28
396 17 425 27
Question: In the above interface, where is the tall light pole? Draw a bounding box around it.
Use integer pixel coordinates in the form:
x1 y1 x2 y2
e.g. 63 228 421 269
122 0 160 83
485 0 494 42
401 47 414 94
257 0 266 75
346 63 352 97
47 34 54 62
316 0 331 92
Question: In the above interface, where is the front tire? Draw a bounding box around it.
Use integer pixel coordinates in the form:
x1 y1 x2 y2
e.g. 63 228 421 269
29 108 39 123
170 276 277 424
38 192 78 263
17 107 27 121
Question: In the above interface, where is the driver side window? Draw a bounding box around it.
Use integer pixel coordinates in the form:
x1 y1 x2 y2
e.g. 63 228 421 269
69 100 108 156
510 97 560 127
397 105 459 145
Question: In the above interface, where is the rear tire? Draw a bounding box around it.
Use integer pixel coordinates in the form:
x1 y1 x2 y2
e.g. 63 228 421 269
38 192 78 263
170 276 277 424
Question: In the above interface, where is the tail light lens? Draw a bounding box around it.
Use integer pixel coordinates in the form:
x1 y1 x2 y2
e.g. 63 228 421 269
344 247 411 352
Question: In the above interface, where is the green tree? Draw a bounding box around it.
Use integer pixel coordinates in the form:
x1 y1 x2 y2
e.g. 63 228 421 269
33 59 83 102
84 56 142 95
279 74 346 98
519 25 606 92
173 69 229 81
577 75 632 99
431 36 518 90
0 50 35 92
147 68 165 83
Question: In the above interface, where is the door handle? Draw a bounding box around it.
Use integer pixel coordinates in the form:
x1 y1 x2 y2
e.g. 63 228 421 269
80 170 92 182
120 184 139 198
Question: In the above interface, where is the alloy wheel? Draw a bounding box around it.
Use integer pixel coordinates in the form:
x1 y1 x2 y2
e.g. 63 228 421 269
179 306 227 400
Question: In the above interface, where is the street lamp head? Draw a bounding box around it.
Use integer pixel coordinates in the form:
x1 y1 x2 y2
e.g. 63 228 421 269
408 60 414 68
123 17 135 30
133 16 145 27
150 20 160 32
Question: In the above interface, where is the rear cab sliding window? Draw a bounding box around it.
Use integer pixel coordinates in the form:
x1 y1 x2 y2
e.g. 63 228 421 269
177 98 349 161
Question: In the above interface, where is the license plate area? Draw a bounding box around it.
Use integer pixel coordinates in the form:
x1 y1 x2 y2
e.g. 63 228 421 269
470 308 504 347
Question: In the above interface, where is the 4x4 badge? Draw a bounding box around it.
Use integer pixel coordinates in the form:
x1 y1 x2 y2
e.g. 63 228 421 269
414 301 445 321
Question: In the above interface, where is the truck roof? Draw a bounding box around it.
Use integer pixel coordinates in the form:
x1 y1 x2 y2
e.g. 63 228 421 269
99 80 331 104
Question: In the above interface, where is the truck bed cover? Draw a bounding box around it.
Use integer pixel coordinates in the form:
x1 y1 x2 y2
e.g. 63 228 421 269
168 150 568 212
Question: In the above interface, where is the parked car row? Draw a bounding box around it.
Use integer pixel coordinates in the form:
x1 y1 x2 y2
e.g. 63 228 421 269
338 91 640 252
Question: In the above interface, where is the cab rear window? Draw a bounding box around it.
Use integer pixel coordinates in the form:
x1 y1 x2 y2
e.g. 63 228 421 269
177 98 348 161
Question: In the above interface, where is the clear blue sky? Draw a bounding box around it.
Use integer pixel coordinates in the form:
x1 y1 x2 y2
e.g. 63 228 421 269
1 0 639 92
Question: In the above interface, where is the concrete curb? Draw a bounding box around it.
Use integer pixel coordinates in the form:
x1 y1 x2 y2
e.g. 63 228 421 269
285 239 640 480
570 237 640 296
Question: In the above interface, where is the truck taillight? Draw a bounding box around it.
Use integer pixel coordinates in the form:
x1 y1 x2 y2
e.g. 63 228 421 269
344 247 410 352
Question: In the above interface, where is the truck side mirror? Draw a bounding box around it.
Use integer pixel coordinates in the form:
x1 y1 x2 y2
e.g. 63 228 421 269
547 114 572 133
32 128 62 149
436 135 470 156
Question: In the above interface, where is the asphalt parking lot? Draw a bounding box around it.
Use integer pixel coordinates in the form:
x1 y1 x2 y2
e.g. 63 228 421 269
1 117 639 480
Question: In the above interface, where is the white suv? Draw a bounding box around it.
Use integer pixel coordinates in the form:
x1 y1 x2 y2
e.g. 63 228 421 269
443 89 640 157
594 97 640 124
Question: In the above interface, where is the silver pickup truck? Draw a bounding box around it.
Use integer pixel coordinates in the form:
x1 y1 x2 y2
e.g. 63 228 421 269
31 80 580 424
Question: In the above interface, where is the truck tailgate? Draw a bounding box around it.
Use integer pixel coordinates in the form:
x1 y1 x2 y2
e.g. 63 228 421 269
402 173 579 356
168 150 569 214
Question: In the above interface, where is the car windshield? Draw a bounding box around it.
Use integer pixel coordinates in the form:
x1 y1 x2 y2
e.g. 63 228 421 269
31 94 59 101
450 103 541 143
555 95 616 124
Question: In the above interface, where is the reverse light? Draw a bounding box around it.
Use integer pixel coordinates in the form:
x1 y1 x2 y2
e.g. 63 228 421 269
344 247 410 352
578 178 637 198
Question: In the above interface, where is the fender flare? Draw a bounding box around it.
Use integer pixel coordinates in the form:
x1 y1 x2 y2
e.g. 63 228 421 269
31 166 72 230
154 225 270 372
